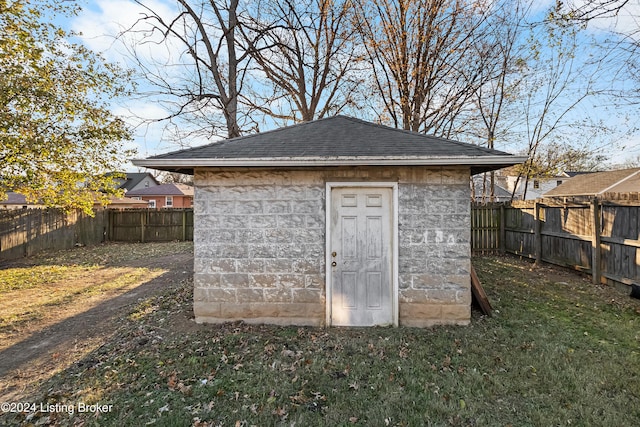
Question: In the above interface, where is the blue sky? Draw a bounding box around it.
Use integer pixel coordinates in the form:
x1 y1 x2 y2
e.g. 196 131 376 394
65 0 640 171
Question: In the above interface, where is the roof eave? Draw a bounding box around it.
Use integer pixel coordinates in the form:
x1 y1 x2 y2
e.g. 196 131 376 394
133 155 527 175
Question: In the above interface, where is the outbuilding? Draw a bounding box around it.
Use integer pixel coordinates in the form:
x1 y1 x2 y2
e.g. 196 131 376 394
134 116 525 327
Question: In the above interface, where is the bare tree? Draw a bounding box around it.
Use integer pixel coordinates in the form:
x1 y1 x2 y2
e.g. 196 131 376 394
127 0 247 140
553 0 632 22
240 0 364 123
509 13 613 200
354 0 491 136
471 0 531 201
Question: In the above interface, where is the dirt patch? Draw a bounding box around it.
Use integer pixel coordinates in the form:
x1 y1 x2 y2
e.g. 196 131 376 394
0 244 194 401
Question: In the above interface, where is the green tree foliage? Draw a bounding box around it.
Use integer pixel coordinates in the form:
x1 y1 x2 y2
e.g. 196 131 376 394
0 0 133 214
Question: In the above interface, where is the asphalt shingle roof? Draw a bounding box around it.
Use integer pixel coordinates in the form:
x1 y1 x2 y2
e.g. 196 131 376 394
127 183 194 197
134 116 526 174
544 168 640 197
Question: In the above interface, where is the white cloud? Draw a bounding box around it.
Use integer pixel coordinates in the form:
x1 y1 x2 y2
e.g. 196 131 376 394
72 0 182 65
72 1 199 167
573 0 640 39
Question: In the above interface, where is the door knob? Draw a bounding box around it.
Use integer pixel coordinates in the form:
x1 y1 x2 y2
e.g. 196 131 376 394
331 252 337 257
331 261 337 267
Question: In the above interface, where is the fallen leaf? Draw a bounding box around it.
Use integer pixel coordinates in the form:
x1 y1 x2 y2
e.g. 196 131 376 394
272 407 287 417
167 371 178 390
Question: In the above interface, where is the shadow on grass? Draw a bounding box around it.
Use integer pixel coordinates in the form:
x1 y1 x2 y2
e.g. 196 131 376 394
0 256 193 400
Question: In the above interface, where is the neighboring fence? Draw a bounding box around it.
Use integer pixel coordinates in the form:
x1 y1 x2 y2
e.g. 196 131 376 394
472 199 640 289
0 209 108 260
108 209 194 242
0 208 193 261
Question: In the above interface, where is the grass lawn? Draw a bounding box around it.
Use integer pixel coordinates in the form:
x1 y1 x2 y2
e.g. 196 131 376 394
0 242 192 349
2 253 639 426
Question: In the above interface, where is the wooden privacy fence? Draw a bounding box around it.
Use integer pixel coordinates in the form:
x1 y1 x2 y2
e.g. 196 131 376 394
0 208 193 261
108 209 193 242
472 199 640 289
0 209 108 260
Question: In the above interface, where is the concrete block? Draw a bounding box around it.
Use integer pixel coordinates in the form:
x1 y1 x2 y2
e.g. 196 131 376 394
249 244 278 258
264 200 290 214
264 288 293 302
220 215 249 229
193 301 221 318
277 273 305 288
292 288 322 303
221 273 251 288
264 258 295 273
249 274 279 288
305 215 324 228
196 258 235 274
248 215 278 229
441 304 471 321
236 200 263 214
277 214 306 228
236 288 265 303
277 185 307 198
194 273 221 288
398 289 429 303
425 289 458 303
235 259 266 273
237 229 264 243
399 303 442 320
205 288 237 303
265 229 294 243
304 274 324 288
292 199 323 214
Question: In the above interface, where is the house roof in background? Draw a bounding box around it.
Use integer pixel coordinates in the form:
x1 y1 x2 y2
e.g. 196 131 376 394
0 192 28 205
105 197 149 206
564 171 593 178
117 172 159 191
544 168 640 197
473 184 512 200
126 183 194 197
133 116 526 175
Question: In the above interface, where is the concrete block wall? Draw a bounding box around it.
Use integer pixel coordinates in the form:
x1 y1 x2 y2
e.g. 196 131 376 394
193 166 471 327
193 169 326 325
396 168 471 327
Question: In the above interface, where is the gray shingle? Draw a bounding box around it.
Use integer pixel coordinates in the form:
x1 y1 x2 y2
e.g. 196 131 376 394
150 116 508 160
544 168 640 197
134 116 525 174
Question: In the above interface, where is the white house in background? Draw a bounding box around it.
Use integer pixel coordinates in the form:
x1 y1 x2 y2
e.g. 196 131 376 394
500 171 590 200
109 172 159 193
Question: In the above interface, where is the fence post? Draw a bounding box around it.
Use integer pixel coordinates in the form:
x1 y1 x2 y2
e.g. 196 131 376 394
141 210 146 243
499 204 506 254
591 197 602 285
107 210 113 242
182 209 187 241
534 201 542 264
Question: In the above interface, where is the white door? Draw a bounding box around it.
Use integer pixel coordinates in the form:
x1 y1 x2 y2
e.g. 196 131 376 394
329 187 394 326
